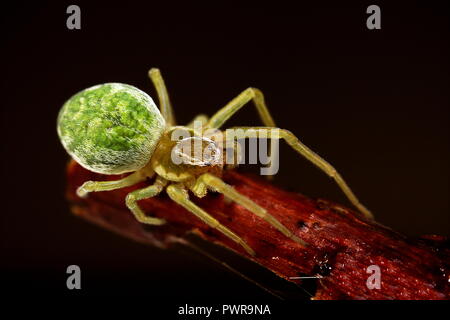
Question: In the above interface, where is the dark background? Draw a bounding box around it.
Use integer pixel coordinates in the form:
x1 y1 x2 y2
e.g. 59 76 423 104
1 1 449 301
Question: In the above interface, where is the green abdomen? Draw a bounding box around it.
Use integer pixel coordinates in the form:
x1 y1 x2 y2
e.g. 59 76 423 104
57 83 166 174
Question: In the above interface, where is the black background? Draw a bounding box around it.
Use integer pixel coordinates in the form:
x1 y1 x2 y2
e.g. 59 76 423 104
1 0 449 303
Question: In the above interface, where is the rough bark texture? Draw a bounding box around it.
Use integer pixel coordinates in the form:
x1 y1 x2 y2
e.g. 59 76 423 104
66 160 449 300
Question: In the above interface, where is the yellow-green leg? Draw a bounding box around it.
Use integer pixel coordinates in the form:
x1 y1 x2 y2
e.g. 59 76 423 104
226 127 374 220
207 88 277 176
166 184 256 256
207 88 276 129
187 114 209 128
194 173 308 246
76 170 148 198
148 68 176 125
125 177 167 225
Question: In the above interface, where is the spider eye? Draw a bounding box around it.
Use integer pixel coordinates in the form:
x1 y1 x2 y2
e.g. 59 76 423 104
57 83 166 174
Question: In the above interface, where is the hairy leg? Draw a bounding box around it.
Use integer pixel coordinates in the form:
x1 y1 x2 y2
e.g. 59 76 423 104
166 184 256 256
148 68 176 125
226 127 373 219
125 177 167 225
194 173 307 246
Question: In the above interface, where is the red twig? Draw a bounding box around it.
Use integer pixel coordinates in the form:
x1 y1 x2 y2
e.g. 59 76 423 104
66 160 449 300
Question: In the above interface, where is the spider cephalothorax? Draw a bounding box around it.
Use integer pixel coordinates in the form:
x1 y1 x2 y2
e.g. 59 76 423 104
57 68 372 256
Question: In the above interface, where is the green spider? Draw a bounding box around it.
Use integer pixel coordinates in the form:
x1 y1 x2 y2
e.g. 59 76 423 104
57 68 372 256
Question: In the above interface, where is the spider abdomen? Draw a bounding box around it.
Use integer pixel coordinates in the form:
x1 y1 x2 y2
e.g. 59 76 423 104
57 83 166 174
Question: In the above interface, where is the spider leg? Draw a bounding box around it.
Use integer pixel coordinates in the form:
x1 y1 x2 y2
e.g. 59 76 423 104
206 87 276 129
226 127 373 220
148 68 176 125
196 173 307 246
187 114 209 128
76 170 149 198
206 88 277 177
166 184 256 256
125 177 167 225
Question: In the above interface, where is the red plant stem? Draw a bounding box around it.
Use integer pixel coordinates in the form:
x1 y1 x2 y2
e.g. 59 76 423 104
66 160 449 300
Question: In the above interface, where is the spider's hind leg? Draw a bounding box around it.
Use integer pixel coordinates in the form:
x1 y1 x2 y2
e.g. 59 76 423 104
166 183 256 256
76 170 148 198
148 68 176 125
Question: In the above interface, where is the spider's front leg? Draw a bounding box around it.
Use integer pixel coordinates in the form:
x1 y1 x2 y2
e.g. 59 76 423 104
206 87 277 178
226 127 373 220
194 173 308 246
166 183 256 256
76 170 149 198
187 114 209 128
206 87 276 129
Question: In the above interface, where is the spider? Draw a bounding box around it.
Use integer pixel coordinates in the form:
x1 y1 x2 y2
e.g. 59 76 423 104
57 68 372 256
